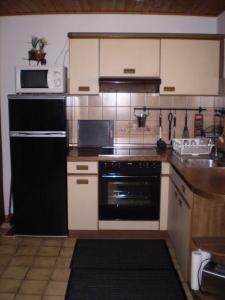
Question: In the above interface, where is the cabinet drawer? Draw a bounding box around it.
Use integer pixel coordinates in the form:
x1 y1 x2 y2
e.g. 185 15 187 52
170 167 192 206
67 161 98 174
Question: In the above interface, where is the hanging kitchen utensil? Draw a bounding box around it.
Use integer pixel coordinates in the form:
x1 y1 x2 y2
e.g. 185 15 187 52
173 109 176 139
168 110 173 141
157 110 167 149
134 106 149 127
194 107 204 137
182 110 190 138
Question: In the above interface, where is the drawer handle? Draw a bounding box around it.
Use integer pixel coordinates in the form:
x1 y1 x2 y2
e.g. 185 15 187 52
123 68 135 74
181 184 186 194
76 179 89 184
78 86 90 92
76 165 88 170
174 190 178 199
164 86 175 92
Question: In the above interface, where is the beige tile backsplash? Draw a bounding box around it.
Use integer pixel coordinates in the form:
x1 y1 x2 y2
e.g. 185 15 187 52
67 93 225 146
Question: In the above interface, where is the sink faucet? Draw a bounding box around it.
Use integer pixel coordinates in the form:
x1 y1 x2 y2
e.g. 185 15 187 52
209 138 218 159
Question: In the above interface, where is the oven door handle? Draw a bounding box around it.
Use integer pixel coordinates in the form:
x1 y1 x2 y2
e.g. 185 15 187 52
101 175 159 178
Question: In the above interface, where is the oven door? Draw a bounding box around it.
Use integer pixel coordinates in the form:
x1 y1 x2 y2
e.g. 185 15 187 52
99 175 160 220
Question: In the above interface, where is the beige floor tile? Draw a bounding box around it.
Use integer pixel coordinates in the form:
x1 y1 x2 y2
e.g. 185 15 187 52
15 295 42 300
1 266 29 280
42 239 64 247
37 246 60 257
0 278 21 293
9 256 33 267
33 257 56 268
0 237 22 246
0 265 5 275
16 246 38 256
59 247 73 258
0 245 17 255
0 255 12 267
51 268 70 281
20 238 43 247
26 268 53 280
0 293 16 300
42 296 65 300
19 279 48 295
55 257 71 268
45 281 67 296
63 238 76 248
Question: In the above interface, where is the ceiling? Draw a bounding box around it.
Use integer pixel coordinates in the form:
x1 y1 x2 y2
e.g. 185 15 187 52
0 0 225 17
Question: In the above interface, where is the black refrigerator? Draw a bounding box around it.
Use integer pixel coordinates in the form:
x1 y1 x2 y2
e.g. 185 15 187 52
8 94 68 236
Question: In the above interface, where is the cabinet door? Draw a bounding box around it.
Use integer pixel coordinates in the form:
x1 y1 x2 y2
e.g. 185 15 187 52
160 39 220 95
69 39 99 94
68 175 98 230
100 39 160 77
168 179 191 280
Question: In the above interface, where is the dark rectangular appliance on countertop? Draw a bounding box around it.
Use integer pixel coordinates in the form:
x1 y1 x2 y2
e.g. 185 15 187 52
78 120 114 147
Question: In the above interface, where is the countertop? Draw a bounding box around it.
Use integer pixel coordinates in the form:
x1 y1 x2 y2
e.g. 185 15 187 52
67 146 225 201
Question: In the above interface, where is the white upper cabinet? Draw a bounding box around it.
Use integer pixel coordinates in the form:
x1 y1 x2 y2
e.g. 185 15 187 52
160 39 220 95
100 39 160 77
69 39 99 94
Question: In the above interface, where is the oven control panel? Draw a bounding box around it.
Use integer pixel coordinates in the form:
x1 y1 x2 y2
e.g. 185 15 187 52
99 161 161 175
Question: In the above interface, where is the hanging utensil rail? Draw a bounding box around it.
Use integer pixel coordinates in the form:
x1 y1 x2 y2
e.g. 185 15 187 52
134 106 207 112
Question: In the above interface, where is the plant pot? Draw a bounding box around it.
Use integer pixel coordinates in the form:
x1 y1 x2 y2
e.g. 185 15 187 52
28 50 46 61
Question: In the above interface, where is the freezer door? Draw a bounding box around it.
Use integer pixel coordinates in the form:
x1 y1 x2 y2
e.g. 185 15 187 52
10 136 68 236
8 97 66 131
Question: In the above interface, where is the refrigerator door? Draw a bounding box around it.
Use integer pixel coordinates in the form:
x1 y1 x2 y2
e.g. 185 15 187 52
10 136 68 236
8 95 66 131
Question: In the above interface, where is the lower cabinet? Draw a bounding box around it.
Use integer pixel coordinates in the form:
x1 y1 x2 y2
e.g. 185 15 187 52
67 161 98 230
168 168 192 280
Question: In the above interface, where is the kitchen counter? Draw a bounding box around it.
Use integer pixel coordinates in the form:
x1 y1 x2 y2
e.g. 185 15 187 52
168 153 225 201
67 146 169 162
67 146 225 201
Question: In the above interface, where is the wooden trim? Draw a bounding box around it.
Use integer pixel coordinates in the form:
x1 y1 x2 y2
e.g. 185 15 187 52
68 32 225 40
68 229 169 239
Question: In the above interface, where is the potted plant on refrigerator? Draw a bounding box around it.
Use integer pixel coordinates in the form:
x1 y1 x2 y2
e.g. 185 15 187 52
28 36 47 65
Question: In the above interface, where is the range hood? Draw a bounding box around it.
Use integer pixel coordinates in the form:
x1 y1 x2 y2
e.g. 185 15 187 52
99 77 161 93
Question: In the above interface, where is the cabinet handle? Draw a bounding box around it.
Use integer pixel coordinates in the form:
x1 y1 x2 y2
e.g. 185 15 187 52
164 86 175 92
78 86 90 92
76 165 88 170
76 179 89 184
123 68 135 74
181 184 186 194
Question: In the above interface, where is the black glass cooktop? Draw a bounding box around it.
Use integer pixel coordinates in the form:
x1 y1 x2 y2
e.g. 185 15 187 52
99 147 159 157
75 146 160 157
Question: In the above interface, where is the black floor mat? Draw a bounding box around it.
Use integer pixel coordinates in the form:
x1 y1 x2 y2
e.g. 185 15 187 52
66 269 187 300
70 239 173 270
66 239 187 300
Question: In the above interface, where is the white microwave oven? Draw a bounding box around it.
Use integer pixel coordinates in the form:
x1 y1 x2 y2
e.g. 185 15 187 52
16 66 67 93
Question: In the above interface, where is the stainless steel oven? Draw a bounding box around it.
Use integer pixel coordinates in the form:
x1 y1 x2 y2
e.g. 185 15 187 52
99 161 161 221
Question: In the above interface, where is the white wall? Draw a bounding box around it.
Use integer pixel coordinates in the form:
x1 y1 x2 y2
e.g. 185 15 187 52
0 14 218 215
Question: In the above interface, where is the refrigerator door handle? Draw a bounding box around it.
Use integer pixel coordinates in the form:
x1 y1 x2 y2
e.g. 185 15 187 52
10 131 66 138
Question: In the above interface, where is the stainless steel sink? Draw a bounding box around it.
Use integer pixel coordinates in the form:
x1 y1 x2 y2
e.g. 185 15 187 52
183 158 225 168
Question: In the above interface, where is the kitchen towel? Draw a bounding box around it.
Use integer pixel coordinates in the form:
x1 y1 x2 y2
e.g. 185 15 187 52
191 249 211 290
191 250 202 290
